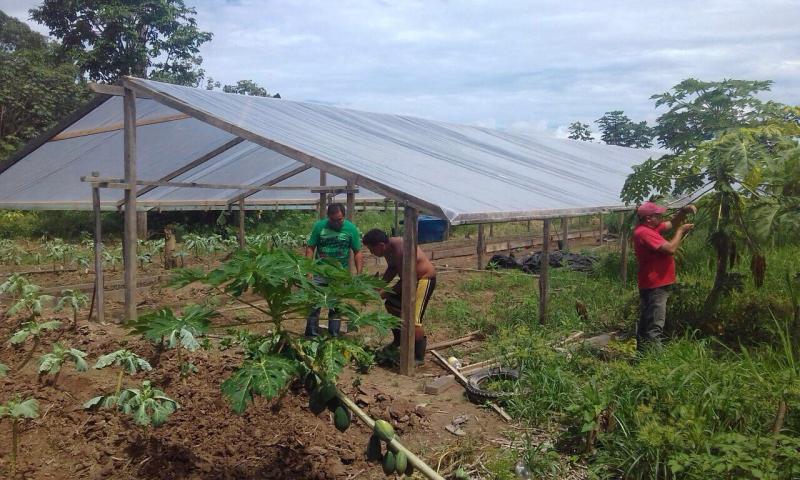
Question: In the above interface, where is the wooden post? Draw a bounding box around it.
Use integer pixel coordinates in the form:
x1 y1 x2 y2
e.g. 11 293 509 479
91 176 104 323
444 221 451 240
561 216 569 251
238 199 246 249
477 224 485 270
122 87 138 323
599 213 604 244
393 202 399 235
620 212 628 285
346 180 355 273
318 171 327 219
136 211 147 239
539 219 551 324
489 224 494 237
399 206 418 376
526 220 531 232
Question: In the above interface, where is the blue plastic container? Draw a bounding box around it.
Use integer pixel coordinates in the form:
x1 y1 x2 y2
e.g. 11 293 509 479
417 215 447 244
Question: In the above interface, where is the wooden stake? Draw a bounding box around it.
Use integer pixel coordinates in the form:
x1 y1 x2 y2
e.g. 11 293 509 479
620 212 628 285
489 223 494 237
238 199 246 249
539 219 550 324
318 171 327 219
92 180 104 323
561 216 569 251
400 206 418 376
598 213 604 244
346 180 355 272
123 87 138 324
136 211 147 239
393 202 399 235
477 224 485 269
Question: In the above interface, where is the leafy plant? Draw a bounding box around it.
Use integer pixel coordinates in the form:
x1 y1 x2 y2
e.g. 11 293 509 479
7 284 54 322
102 248 121 271
169 246 398 413
85 380 179 428
0 396 39 479
37 342 88 386
9 320 62 369
0 273 30 300
94 349 153 402
43 238 74 271
55 289 88 329
0 239 25 265
130 304 217 378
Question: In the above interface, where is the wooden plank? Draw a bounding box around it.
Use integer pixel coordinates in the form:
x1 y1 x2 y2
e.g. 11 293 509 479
318 171 327 219
393 202 399 235
539 219 550 325
399 206 418 376
92 184 104 323
88 177 329 192
238 199 246 249
562 216 570 251
620 212 628 285
477 224 485 269
118 137 245 207
123 88 138 324
226 164 312 205
136 211 147 238
89 82 151 99
51 113 189 141
426 331 483 351
122 77 447 218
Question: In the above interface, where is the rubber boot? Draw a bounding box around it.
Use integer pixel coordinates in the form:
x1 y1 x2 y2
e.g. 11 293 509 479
327 318 341 337
414 336 427 366
304 308 321 337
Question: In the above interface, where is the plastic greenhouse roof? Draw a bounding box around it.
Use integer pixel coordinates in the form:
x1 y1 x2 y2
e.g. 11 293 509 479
0 77 663 224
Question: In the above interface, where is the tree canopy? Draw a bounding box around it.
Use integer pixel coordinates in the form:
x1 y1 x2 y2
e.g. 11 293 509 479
595 111 654 148
567 121 594 142
206 78 281 98
30 0 213 86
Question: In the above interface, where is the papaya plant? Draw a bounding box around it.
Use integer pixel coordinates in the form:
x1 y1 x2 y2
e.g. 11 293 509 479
37 343 88 386
129 304 217 378
55 289 89 330
170 246 398 414
7 283 54 324
84 380 179 428
0 396 39 479
94 349 153 403
9 319 62 369
0 273 30 300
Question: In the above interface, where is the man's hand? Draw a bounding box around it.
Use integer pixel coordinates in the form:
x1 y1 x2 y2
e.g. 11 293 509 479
678 223 694 234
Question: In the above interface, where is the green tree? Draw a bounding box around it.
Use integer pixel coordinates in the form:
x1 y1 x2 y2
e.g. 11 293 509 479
595 111 654 148
568 122 594 142
30 0 213 85
651 78 774 154
0 11 89 161
206 77 280 98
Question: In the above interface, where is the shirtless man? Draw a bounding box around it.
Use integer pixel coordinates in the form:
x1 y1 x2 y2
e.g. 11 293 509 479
362 228 436 365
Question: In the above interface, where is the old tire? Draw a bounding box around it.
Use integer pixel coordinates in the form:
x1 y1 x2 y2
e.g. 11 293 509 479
465 366 519 404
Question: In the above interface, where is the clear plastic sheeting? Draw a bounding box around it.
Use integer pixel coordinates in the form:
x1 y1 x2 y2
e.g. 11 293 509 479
1 77 660 222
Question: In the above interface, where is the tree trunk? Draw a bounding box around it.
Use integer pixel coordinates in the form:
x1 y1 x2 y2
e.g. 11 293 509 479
704 203 732 317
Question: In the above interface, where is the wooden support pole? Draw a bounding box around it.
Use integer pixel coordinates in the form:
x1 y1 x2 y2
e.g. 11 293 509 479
318 171 327 219
620 212 628 285
136 211 147 239
444 221 451 240
561 216 569 251
91 178 104 323
122 87 138 323
400 206 418 376
477 224 485 270
346 179 355 221
598 213 604 244
489 223 494 237
539 219 551 325
238 199 246 249
393 202 399 235
527 220 531 232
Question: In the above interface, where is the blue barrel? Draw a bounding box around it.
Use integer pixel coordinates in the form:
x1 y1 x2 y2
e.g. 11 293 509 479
417 215 447 243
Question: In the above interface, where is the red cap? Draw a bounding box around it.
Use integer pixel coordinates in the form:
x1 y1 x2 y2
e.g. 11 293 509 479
637 201 667 217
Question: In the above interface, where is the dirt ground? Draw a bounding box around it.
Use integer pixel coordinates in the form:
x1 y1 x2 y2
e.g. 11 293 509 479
0 233 609 479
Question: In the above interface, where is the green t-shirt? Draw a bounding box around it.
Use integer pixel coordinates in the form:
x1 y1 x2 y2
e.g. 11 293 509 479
307 219 361 268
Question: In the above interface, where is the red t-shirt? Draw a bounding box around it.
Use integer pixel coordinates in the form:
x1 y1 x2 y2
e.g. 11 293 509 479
632 222 675 289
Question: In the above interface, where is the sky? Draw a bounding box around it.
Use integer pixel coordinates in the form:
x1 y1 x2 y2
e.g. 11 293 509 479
3 0 799 138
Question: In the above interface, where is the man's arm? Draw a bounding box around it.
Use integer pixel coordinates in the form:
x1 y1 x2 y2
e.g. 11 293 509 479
382 264 398 283
305 246 316 259
663 204 697 230
658 223 694 254
353 250 364 274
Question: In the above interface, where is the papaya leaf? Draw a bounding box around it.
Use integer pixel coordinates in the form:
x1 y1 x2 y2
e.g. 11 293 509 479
221 354 299 414
167 268 207 288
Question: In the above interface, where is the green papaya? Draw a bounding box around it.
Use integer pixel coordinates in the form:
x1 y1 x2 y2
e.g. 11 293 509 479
373 419 395 442
318 381 337 403
382 451 396 475
326 396 342 412
333 406 351 432
308 393 326 415
404 460 414 476
394 450 407 475
366 433 382 461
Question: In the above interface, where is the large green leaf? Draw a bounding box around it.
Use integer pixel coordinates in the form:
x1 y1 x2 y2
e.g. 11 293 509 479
5 397 39 419
221 354 299 414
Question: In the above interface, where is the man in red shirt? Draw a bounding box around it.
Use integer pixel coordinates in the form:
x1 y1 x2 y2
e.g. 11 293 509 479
632 201 696 351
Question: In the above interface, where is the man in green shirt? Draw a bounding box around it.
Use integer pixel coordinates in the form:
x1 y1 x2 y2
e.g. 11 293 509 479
304 203 364 337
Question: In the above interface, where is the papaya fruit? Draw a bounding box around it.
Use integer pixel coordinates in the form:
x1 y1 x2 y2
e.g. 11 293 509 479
394 450 407 475
373 419 395 442
326 396 342 412
366 433 382 461
333 406 351 432
404 460 414 476
308 393 326 415
382 451 396 475
318 381 337 403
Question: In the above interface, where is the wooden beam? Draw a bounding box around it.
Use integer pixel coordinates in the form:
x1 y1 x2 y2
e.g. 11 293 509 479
318 171 327 219
117 137 245 207
122 77 447 218
598 213 604 244
226 164 312 205
561 216 569 251
238 199 246 249
539 219 550 325
123 88 138 324
50 113 189 142
136 211 147 238
88 176 330 192
476 224 485 269
89 82 151 99
92 181 104 323
620 212 628 285
346 180 355 221
393 202 399 235
399 206 418 376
